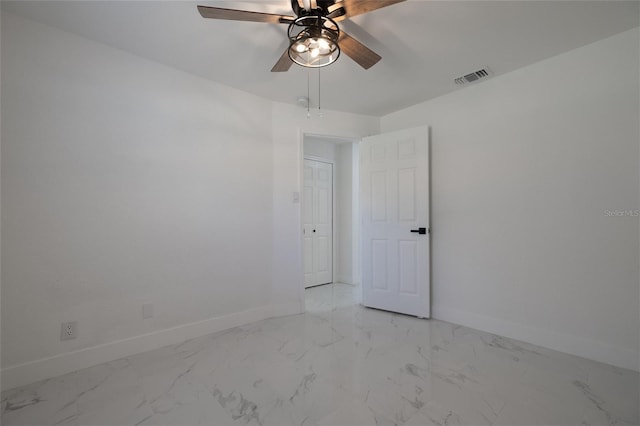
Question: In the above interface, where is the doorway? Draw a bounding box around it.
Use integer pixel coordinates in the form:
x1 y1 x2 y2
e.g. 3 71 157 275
302 134 360 311
300 127 431 317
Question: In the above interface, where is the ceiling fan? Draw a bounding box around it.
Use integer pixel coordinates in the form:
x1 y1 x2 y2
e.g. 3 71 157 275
197 0 405 72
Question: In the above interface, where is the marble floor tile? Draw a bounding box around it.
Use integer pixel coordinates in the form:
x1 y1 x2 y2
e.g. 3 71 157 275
2 282 638 426
1 372 79 426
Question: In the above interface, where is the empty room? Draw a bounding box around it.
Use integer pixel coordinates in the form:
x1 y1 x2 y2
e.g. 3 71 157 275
1 1 639 425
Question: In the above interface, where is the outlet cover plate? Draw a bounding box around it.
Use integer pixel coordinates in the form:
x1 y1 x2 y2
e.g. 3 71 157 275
60 321 77 340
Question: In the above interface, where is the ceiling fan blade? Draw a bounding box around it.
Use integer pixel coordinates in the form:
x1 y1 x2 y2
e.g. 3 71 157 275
197 5 295 24
338 32 381 69
271 48 294 72
331 0 406 22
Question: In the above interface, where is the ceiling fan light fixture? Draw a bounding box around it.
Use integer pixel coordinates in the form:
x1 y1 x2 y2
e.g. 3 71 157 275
288 15 340 68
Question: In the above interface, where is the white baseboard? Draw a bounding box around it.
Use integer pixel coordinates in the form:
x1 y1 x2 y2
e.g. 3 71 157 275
1 304 298 391
336 275 354 285
270 301 305 318
432 305 639 372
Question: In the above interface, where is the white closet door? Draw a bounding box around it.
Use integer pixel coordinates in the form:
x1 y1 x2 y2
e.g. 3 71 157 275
303 159 333 288
360 127 430 317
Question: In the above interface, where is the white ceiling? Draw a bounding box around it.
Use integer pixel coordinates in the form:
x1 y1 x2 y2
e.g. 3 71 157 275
3 1 639 116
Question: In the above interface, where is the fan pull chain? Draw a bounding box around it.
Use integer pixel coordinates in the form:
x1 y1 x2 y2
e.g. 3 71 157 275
307 69 311 119
318 67 321 112
318 67 323 118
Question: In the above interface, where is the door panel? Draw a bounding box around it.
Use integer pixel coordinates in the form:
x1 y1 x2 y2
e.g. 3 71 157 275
398 168 416 221
303 238 313 272
303 187 313 223
361 127 430 317
303 159 333 288
318 236 330 272
303 162 315 287
371 171 387 222
318 188 330 224
398 240 418 294
372 239 389 290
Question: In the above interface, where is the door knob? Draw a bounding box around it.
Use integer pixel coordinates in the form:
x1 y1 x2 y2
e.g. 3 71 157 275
410 227 427 235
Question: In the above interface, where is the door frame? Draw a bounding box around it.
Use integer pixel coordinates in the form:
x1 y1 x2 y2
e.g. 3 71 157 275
303 156 334 288
300 133 361 305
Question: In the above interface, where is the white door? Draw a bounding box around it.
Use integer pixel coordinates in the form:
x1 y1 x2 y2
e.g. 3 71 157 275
303 159 333 288
360 127 430 317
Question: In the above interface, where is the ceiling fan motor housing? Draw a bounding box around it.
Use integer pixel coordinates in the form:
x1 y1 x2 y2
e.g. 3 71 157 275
288 15 341 68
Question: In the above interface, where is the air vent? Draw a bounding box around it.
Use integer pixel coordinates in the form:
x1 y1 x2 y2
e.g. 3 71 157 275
454 68 493 85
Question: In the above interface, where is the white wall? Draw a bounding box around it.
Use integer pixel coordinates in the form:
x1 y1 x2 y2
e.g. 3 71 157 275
0 12 380 389
381 28 640 371
271 103 378 313
1 12 276 388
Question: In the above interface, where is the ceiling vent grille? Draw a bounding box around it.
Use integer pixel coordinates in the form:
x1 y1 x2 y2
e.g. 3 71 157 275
455 68 493 85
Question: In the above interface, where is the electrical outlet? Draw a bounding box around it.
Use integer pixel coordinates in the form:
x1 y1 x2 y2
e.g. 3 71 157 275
60 321 77 340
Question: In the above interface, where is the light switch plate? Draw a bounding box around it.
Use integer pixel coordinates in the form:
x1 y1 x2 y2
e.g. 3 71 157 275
142 303 154 319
